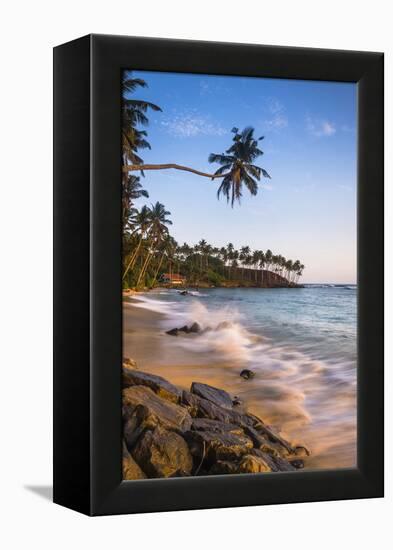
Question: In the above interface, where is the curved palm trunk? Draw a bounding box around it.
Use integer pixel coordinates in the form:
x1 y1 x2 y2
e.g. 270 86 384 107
122 233 144 280
123 163 228 179
151 254 165 287
137 250 153 287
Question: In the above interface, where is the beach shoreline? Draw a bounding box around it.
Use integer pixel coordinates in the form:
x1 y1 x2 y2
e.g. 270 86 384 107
123 289 357 471
123 295 314 465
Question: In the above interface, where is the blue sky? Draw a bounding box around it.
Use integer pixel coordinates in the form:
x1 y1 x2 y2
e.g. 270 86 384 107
127 70 357 284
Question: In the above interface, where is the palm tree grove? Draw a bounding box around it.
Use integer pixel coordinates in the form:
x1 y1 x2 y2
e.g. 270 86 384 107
122 71 304 290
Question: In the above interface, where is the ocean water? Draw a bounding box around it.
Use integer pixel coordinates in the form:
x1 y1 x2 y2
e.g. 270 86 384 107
131 285 357 469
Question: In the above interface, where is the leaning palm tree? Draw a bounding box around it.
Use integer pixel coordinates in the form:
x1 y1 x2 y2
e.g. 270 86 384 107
136 202 173 287
122 125 271 206
150 235 177 287
122 205 152 280
209 127 271 206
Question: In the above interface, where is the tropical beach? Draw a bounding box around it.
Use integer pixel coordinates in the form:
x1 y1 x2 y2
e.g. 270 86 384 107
123 284 356 474
121 69 357 479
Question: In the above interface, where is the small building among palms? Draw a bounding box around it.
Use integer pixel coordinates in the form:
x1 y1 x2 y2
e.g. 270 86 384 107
160 273 186 285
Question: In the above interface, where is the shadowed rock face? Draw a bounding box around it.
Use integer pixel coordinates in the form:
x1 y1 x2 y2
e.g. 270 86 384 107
123 386 192 433
249 448 296 472
191 418 244 435
123 368 181 403
181 390 256 427
132 426 193 478
122 362 309 479
184 430 253 463
190 382 233 409
122 441 146 480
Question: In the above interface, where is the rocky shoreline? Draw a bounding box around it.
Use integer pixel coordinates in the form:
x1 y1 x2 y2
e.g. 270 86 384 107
122 358 310 480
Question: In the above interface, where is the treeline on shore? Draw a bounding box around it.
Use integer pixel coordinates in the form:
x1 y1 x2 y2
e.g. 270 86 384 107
123 204 304 289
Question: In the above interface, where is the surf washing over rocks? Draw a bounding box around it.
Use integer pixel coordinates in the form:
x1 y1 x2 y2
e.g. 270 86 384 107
130 285 357 470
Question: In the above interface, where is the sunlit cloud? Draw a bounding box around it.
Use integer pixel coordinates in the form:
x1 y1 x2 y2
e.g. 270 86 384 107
161 109 227 138
306 117 336 137
263 98 288 131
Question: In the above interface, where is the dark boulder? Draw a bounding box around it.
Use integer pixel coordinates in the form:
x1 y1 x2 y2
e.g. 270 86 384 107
123 386 192 433
178 325 190 333
132 426 193 478
242 425 270 448
254 424 294 455
123 407 149 450
185 430 253 463
242 422 297 462
209 460 240 476
189 322 201 333
237 454 273 473
166 328 178 336
289 459 305 469
259 443 281 458
240 369 255 380
122 440 146 480
191 417 244 436
183 390 257 429
232 396 242 406
122 368 181 403
197 396 242 424
250 448 296 472
190 381 233 409
181 390 200 416
270 455 297 472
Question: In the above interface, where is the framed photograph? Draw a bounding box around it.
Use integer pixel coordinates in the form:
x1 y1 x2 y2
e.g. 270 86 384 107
53 34 384 516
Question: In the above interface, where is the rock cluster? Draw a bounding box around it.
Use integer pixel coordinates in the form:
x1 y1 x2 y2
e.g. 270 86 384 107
122 359 309 480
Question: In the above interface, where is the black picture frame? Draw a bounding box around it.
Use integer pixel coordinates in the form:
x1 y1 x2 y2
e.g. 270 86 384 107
53 34 384 516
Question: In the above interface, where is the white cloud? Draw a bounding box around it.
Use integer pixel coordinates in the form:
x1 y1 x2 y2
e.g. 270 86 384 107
263 98 288 131
161 110 227 138
267 98 284 114
265 114 288 130
306 117 336 137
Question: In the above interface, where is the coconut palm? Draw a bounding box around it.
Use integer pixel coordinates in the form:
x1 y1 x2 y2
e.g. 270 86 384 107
150 234 176 287
208 127 271 206
122 121 272 207
122 205 152 280
136 203 173 287
122 175 149 230
148 202 172 241
122 71 162 165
